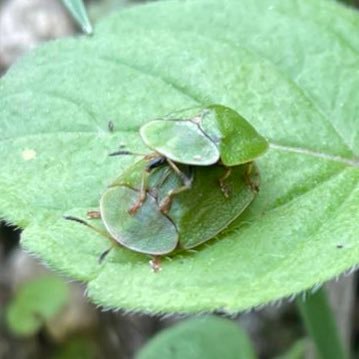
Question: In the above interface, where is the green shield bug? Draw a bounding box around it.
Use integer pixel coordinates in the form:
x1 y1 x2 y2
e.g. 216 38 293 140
65 104 267 270
140 104 268 167
65 159 259 271
112 104 268 213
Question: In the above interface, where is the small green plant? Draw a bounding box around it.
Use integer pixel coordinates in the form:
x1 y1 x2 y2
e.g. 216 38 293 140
6 276 69 336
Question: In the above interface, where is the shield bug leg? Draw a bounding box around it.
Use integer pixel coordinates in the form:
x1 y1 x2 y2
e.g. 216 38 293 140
87 210 101 219
154 166 172 189
148 166 172 199
159 160 193 213
146 156 169 192
244 162 259 192
128 155 167 215
159 179 192 213
128 171 148 215
165 158 192 185
149 256 162 272
218 167 232 198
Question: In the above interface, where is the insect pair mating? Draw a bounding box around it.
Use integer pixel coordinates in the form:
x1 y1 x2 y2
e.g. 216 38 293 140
65 104 268 270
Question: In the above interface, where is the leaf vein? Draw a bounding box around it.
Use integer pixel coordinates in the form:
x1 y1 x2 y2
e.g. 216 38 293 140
269 142 359 168
156 28 355 155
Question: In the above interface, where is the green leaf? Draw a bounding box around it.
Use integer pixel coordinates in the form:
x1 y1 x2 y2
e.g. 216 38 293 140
6 276 69 336
0 0 358 313
62 0 93 34
136 316 256 359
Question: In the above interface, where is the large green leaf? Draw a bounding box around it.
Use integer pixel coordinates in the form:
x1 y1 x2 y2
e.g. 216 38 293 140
0 0 358 313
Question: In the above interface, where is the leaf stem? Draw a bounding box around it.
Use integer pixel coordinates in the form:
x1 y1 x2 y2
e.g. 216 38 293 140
296 287 348 359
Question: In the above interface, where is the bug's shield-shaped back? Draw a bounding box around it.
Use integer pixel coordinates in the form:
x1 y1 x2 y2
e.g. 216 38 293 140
155 163 259 249
200 105 268 166
110 159 259 253
140 120 220 165
100 186 178 255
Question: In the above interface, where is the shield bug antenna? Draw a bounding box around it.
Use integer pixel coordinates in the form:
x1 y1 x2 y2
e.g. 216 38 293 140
109 149 147 157
218 166 232 198
109 143 148 158
64 214 114 263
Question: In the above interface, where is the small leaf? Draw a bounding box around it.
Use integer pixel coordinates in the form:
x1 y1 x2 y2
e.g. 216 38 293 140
6 276 69 336
62 0 93 34
137 316 256 359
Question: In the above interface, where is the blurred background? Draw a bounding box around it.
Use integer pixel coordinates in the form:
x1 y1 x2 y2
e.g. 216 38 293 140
0 1 358 358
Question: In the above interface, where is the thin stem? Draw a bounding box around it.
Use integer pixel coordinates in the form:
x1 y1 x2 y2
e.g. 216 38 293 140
296 287 348 359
